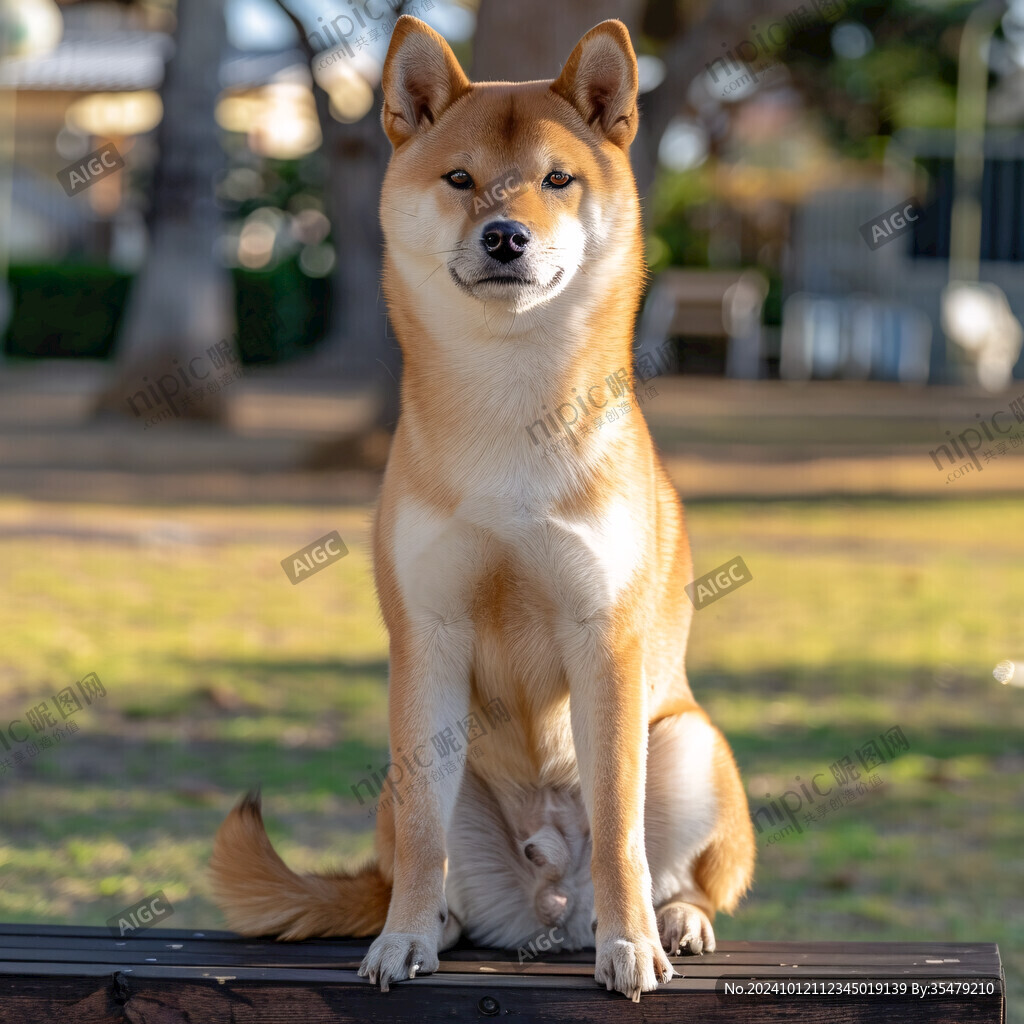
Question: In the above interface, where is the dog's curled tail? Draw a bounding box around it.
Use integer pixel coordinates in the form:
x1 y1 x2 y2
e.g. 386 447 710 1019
209 791 390 940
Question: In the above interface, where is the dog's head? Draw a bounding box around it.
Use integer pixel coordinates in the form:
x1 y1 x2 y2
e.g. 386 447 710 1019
379 17 641 318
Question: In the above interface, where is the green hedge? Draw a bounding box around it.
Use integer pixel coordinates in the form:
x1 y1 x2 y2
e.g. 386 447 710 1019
2 261 330 364
3 263 131 359
230 260 329 364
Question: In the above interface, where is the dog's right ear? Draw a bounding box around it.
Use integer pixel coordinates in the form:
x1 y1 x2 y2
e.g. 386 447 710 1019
381 16 470 148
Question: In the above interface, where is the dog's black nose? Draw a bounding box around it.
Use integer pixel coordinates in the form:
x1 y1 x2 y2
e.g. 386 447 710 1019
481 219 530 263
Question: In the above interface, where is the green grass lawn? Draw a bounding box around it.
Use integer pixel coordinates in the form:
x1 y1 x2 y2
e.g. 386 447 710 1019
0 495 1021 1016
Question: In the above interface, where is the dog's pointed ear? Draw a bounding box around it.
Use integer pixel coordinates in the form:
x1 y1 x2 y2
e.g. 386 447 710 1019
550 20 639 149
381 16 470 147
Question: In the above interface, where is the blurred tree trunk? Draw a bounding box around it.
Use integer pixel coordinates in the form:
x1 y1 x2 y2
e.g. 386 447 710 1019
283 88 398 430
267 0 399 459
97 0 234 421
272 5 399 426
318 104 394 395
472 0 643 81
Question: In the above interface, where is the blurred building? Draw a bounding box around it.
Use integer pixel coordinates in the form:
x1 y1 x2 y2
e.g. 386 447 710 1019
1 2 169 264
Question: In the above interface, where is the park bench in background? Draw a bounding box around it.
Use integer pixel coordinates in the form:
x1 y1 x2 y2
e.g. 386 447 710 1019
636 268 771 380
0 923 1005 1022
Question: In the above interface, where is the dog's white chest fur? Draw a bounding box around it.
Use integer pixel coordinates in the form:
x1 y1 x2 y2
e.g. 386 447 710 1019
392 488 640 617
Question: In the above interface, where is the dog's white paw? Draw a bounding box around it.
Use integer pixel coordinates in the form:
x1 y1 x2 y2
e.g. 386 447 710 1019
657 901 716 955
357 932 439 992
594 933 674 1002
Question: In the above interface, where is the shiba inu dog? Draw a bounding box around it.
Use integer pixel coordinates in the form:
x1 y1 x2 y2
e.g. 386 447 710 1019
210 15 754 1001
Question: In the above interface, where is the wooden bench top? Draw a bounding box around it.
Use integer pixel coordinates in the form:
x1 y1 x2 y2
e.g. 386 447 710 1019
0 923 1005 1022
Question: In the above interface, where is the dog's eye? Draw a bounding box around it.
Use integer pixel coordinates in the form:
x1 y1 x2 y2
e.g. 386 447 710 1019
443 169 474 190
544 171 574 189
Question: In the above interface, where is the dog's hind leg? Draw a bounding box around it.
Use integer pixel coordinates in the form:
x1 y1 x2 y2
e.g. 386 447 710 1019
644 705 754 956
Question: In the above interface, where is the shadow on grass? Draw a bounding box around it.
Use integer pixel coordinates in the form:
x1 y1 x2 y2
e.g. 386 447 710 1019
169 656 389 677
115 656 389 719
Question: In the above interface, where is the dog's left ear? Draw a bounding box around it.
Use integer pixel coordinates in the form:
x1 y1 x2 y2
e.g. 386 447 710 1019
381 16 471 147
551 20 639 149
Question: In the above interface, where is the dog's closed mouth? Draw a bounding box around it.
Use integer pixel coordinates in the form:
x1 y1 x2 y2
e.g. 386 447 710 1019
449 266 564 295
449 266 529 291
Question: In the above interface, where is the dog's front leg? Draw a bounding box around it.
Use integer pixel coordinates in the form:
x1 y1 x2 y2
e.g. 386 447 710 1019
358 622 473 992
568 639 674 1001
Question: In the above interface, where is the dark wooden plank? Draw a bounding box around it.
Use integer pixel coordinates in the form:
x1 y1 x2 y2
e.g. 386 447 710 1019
0 922 239 940
0 931 1004 975
0 922 995 955
0 923 998 959
0 956 1004 988
0 926 1001 962
0 926 1005 1024
0 937 1002 966
0 944 1006 981
0 971 1005 1024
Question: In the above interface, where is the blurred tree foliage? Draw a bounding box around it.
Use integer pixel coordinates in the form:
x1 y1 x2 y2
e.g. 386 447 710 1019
637 0 984 277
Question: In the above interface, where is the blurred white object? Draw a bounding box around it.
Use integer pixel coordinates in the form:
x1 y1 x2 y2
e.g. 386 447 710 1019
941 281 1024 391
0 0 62 57
993 660 1022 686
